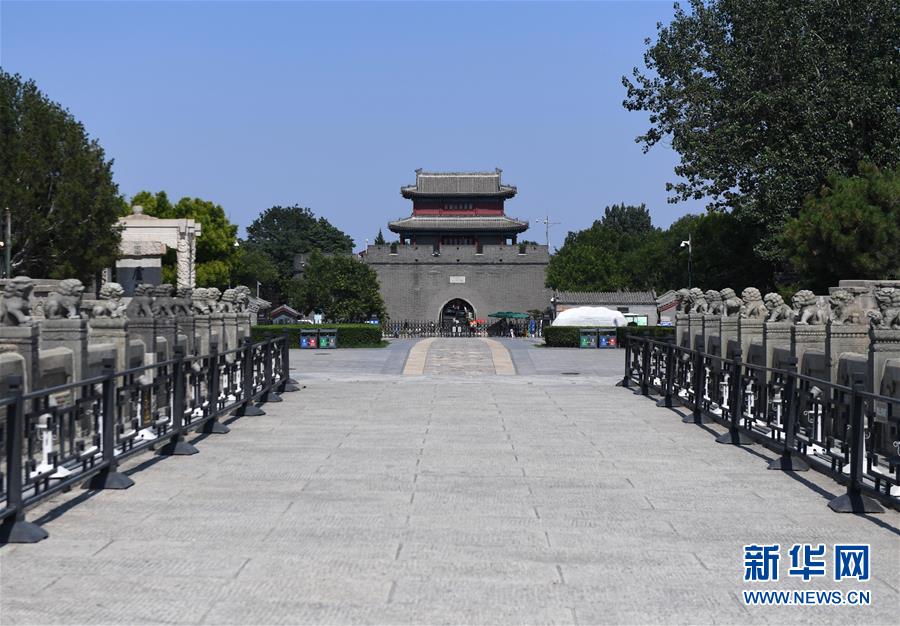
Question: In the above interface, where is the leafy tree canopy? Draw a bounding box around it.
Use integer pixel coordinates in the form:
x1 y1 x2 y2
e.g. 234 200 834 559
784 162 900 293
130 190 238 288
0 70 123 282
230 244 280 293
623 0 900 267
547 204 767 293
373 229 386 245
286 251 386 322
245 205 354 282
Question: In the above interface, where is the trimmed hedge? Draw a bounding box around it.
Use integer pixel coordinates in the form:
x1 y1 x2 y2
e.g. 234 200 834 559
543 325 675 348
251 324 383 348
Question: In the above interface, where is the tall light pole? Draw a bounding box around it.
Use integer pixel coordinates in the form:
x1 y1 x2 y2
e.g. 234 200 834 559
534 215 560 250
4 208 10 278
680 234 693 288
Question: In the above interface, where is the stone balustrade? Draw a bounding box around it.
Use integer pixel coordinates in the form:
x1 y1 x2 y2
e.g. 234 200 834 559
0 277 259 392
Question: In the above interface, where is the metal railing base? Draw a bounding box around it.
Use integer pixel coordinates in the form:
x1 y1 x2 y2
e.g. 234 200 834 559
0 518 48 544
261 392 282 403
683 413 713 424
201 420 230 434
83 469 135 490
828 492 885 514
156 437 199 456
715 429 755 445
280 381 301 393
656 396 682 408
767 454 809 472
235 403 265 417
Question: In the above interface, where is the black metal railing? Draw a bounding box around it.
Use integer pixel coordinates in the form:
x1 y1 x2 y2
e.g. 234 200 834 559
0 334 296 544
622 334 899 513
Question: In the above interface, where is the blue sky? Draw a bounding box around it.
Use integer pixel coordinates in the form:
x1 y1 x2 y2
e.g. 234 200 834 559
1 1 704 251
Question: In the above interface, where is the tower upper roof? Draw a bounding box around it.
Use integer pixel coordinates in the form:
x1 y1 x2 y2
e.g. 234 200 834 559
401 168 517 199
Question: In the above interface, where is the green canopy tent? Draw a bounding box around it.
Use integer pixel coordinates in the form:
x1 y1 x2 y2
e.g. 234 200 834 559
488 311 530 319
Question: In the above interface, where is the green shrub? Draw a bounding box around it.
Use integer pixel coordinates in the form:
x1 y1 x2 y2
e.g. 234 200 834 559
251 324 383 348
543 325 674 347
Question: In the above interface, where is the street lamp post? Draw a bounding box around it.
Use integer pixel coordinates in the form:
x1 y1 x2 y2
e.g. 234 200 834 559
680 234 693 288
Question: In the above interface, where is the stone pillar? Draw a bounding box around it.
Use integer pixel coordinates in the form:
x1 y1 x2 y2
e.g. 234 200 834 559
689 313 705 351
223 312 238 352
868 328 900 395
0 325 40 391
791 324 828 379
89 318 129 373
739 319 765 365
40 318 89 382
826 321 870 384
702 315 722 356
763 321 793 371
176 315 195 356
209 312 224 353
155 317 176 361
720 316 740 359
128 318 155 361
176 230 198 289
193 314 212 356
675 313 690 348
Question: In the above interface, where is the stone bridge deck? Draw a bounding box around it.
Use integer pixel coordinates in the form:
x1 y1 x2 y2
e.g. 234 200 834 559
1 339 897 624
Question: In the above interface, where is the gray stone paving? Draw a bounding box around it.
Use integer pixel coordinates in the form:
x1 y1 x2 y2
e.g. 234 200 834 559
1 340 898 625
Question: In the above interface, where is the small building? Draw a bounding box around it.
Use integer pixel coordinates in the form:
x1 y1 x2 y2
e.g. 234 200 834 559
553 290 659 326
364 169 551 323
269 304 302 325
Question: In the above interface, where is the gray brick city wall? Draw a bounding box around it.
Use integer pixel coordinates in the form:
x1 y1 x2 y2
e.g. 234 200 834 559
364 244 551 321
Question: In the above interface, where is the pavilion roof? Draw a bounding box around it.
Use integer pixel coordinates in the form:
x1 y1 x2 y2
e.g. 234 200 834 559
401 169 517 198
388 215 529 233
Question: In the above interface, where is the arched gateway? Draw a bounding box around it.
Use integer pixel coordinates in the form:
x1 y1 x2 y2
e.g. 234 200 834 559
440 298 475 325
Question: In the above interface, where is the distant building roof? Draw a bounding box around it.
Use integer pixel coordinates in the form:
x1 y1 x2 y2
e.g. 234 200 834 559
270 304 300 318
555 291 657 306
388 215 528 234
401 169 517 198
247 295 272 314
655 289 680 312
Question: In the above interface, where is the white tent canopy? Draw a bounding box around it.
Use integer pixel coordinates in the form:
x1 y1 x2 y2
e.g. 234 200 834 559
551 306 628 327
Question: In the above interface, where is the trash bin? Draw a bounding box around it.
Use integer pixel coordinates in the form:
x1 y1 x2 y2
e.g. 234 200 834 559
579 328 598 349
300 330 318 349
598 330 617 349
318 328 338 349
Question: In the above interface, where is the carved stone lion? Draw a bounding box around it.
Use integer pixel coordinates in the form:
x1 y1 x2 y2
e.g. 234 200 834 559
44 278 85 320
173 287 193 316
0 276 34 326
219 288 237 313
720 288 743 317
705 289 724 315
126 283 155 318
870 287 900 329
234 285 251 313
206 288 222 313
91 282 126 318
191 287 210 315
151 284 177 316
828 289 866 325
740 287 767 319
792 289 829 325
688 287 708 314
764 292 794 323
675 288 691 313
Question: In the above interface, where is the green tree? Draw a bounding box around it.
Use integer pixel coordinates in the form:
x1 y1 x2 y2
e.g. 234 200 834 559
623 0 900 271
783 163 900 293
130 191 239 288
230 244 280 294
600 203 653 236
245 205 353 282
287 251 386 322
0 71 123 282
373 229 386 245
